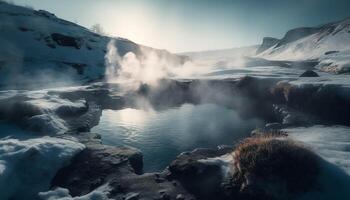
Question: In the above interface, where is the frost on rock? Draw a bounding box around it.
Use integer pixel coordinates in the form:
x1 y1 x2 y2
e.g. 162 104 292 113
25 114 68 135
0 136 85 200
39 184 112 200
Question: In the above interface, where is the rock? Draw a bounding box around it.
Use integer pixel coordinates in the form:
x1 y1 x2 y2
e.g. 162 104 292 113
168 147 233 200
52 85 126 110
64 102 102 133
299 70 319 77
125 192 140 200
250 128 288 138
69 132 102 146
54 99 88 118
161 193 170 200
108 172 194 200
25 114 67 135
265 122 283 130
324 50 339 55
0 96 42 120
271 82 350 126
0 91 104 135
256 37 280 54
51 33 82 49
176 194 185 200
51 144 143 196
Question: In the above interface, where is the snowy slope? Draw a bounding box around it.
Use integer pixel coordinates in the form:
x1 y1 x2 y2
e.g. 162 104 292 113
257 17 350 73
178 46 259 77
0 2 185 88
181 45 258 61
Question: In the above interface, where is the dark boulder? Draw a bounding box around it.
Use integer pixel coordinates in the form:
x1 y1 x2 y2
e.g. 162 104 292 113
168 147 233 200
256 37 280 54
51 33 83 49
265 122 283 130
324 51 339 55
299 70 319 77
51 144 143 196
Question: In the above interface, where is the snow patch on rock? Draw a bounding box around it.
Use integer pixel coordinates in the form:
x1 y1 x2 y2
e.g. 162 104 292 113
39 184 112 200
0 135 85 200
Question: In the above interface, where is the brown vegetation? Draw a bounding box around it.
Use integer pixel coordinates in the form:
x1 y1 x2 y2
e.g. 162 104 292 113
230 135 320 199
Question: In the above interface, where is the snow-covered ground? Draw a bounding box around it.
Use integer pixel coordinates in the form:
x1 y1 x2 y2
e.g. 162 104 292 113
284 125 350 174
283 125 350 200
0 123 84 200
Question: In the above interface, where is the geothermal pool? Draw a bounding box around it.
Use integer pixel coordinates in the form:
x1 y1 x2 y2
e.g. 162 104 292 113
91 104 263 172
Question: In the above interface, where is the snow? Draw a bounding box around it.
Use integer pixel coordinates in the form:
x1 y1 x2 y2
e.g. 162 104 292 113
288 74 350 88
290 124 350 199
283 125 350 174
0 2 184 88
0 88 89 135
39 184 112 200
0 128 85 200
258 18 350 61
317 49 350 73
0 3 108 78
25 113 68 134
198 153 235 178
181 45 258 61
257 18 350 74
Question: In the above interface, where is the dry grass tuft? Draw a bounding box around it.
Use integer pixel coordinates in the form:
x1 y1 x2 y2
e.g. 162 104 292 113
231 135 319 197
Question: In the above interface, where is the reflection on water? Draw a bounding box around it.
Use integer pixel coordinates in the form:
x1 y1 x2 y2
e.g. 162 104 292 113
92 104 263 172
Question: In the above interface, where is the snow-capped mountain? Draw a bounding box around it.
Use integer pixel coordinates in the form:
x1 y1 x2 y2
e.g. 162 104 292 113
0 2 186 88
257 17 350 73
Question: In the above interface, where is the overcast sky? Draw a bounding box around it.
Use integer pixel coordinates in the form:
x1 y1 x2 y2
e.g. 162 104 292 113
9 0 350 52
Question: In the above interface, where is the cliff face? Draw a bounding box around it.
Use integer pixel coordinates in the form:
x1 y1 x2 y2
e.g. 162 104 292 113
256 37 280 54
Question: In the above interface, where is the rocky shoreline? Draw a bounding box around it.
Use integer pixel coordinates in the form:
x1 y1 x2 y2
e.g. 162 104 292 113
1 76 350 199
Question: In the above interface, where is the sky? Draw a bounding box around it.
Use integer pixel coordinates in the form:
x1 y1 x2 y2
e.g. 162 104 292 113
8 0 350 52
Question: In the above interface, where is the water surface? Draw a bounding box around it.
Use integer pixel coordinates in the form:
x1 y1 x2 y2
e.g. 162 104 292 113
92 104 263 171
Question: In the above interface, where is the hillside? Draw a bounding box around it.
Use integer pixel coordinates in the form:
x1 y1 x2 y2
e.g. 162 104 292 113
257 17 350 73
0 1 186 88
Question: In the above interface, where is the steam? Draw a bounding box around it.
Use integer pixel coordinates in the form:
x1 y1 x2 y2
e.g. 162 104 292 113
105 39 121 81
105 39 176 90
104 39 215 91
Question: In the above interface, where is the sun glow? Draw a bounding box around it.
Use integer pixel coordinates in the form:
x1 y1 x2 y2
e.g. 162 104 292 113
107 108 154 127
100 3 159 47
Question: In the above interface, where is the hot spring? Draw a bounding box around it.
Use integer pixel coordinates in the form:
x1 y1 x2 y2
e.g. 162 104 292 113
91 103 263 172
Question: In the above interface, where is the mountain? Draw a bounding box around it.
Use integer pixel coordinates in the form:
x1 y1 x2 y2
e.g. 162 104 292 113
0 1 186 88
181 45 258 61
256 17 350 73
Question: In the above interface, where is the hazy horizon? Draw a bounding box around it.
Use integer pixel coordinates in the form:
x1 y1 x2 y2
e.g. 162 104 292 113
8 0 350 53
